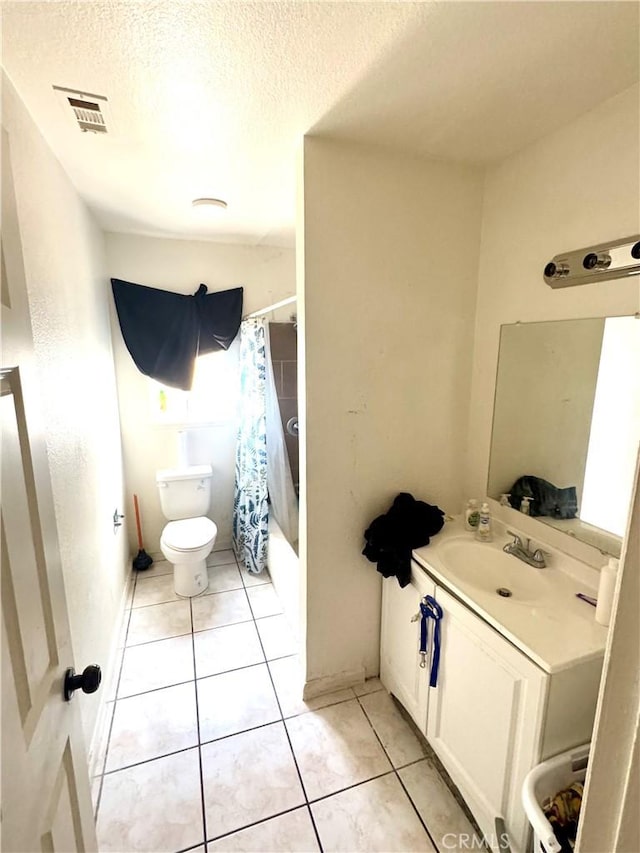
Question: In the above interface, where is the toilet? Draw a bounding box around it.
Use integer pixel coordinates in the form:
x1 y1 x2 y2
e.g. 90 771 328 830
156 464 217 597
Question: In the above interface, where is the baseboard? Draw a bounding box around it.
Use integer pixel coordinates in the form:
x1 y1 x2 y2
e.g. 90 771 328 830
87 688 112 778
87 570 134 777
302 666 366 701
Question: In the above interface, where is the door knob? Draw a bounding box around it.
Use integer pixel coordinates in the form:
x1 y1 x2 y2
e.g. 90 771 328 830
63 664 102 701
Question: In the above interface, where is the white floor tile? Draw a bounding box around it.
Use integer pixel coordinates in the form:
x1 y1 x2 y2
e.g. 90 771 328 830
106 682 198 771
256 614 297 660
198 663 280 742
399 759 477 852
204 562 244 594
201 722 305 839
132 573 180 608
311 773 435 852
118 634 194 698
135 559 173 578
286 698 392 800
207 808 320 852
97 748 204 852
192 589 252 632
269 657 354 718
352 677 384 697
127 599 191 646
247 583 283 618
92 567 472 853
241 566 271 587
359 690 427 767
194 621 265 678
208 549 237 567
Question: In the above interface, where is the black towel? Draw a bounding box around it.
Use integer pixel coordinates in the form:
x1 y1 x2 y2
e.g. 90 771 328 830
508 475 578 519
111 278 243 390
363 493 445 588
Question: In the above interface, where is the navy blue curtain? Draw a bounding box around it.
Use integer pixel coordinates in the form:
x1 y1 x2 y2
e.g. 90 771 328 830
111 279 243 390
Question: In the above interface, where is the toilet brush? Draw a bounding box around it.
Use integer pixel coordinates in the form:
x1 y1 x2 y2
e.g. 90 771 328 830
132 494 153 571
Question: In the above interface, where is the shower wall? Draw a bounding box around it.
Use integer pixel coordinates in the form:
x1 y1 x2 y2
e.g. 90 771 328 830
269 322 298 491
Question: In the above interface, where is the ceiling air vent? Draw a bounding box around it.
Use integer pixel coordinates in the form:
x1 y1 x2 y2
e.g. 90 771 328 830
53 85 113 134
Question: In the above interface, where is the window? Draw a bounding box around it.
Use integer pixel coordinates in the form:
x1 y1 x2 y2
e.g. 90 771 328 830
149 339 240 425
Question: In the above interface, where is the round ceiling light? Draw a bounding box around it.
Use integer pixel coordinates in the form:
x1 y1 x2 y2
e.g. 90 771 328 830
192 197 228 209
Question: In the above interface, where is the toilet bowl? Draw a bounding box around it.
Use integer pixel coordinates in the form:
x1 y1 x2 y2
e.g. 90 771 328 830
156 464 217 597
160 516 217 597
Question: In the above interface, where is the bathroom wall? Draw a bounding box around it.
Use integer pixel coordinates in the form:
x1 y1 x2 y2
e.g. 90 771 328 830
299 137 484 689
467 83 640 560
2 75 129 746
105 232 296 554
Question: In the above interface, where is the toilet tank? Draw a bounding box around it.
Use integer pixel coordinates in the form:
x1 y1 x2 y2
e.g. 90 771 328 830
156 465 212 520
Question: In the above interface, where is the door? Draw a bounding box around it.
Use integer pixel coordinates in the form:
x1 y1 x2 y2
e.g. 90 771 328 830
379 565 435 730
426 586 547 853
1 129 97 851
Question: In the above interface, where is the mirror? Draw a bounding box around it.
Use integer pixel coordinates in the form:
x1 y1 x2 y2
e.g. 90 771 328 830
488 315 640 556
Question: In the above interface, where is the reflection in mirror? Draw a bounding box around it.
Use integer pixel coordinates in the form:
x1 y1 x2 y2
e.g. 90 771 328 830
488 316 640 556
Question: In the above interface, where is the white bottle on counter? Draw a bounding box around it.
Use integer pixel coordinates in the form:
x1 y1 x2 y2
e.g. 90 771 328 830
464 499 480 532
595 557 619 626
475 502 493 542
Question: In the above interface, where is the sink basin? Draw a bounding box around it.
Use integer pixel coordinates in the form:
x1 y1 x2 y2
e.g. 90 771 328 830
439 539 549 600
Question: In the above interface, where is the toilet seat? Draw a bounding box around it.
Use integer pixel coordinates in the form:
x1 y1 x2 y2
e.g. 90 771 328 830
162 517 217 552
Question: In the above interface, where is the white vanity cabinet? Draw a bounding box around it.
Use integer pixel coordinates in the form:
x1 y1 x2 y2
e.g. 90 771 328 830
380 558 602 853
426 586 546 852
379 567 435 732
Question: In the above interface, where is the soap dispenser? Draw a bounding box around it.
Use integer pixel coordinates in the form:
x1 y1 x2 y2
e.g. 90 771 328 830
475 502 493 542
520 496 533 515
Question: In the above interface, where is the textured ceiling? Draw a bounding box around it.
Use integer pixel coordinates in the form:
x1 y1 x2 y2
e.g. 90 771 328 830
2 1 638 247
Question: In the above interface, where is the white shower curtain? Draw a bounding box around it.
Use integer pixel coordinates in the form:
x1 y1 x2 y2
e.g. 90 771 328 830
264 323 299 545
232 318 269 574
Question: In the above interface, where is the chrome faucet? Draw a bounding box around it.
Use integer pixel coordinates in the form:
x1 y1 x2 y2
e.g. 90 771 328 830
503 531 546 568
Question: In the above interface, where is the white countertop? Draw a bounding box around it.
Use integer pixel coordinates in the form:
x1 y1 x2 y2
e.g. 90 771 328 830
412 518 608 674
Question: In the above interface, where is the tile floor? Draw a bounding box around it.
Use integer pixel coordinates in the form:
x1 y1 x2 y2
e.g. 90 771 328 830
93 549 476 853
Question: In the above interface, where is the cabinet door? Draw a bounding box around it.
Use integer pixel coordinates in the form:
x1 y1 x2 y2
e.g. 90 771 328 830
380 568 435 731
426 587 547 853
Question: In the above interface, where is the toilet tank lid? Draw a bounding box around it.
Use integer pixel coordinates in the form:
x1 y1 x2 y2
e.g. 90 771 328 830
156 464 212 483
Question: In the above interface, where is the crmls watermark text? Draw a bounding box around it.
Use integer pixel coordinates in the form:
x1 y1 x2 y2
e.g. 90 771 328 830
442 832 511 850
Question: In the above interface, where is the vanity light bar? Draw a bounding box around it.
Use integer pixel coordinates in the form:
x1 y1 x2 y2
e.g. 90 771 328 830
543 235 640 289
